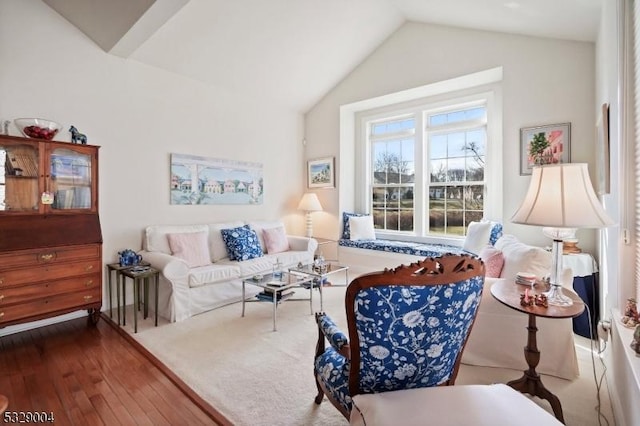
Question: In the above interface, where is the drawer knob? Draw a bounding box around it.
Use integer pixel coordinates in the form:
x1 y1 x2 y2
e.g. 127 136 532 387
0 294 4 301
84 295 93 301
0 312 4 318
0 278 3 285
85 280 93 287
40 253 55 261
85 265 94 271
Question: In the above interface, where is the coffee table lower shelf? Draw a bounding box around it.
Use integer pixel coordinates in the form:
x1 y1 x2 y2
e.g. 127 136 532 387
241 273 317 331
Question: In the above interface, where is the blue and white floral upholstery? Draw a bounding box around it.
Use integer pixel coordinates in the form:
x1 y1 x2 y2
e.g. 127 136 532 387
220 224 263 261
313 254 485 419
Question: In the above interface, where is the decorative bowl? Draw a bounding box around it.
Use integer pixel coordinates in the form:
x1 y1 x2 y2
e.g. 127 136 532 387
14 118 61 140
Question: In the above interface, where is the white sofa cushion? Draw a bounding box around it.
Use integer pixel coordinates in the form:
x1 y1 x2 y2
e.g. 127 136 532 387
495 234 551 282
350 384 562 426
188 263 242 288
145 224 209 254
208 221 245 261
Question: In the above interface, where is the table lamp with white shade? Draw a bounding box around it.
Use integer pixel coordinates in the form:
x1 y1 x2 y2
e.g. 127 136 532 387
298 193 323 238
511 163 614 306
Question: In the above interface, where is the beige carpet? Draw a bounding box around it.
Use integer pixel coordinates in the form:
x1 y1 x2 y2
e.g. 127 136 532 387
121 275 615 426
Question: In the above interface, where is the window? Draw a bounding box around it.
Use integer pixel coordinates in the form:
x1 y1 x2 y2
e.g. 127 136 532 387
360 92 497 242
426 104 486 236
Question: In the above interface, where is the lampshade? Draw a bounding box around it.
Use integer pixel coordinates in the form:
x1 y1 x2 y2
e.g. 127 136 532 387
511 163 614 307
297 193 323 212
511 163 614 228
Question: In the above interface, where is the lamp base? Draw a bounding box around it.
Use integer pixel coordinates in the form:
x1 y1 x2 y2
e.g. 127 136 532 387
545 284 574 307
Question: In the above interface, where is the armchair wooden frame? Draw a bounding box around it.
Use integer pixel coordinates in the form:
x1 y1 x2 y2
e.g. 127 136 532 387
314 254 485 419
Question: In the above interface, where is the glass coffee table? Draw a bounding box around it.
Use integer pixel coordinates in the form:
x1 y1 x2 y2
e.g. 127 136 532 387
242 272 315 331
288 263 349 311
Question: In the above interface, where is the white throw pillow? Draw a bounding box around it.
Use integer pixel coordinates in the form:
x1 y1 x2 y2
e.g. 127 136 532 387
463 221 492 255
495 234 551 282
349 215 376 241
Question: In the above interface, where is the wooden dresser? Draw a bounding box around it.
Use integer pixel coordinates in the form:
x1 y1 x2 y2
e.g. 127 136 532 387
0 135 102 328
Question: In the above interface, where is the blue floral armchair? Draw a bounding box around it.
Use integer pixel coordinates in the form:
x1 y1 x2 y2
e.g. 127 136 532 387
313 254 486 419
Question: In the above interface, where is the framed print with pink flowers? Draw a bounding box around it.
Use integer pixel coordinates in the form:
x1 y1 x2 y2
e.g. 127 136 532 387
519 122 571 176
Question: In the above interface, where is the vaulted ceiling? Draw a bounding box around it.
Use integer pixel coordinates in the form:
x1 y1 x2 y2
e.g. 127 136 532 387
43 0 602 112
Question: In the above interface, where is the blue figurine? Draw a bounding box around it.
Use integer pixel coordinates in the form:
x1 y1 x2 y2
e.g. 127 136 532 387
69 125 87 144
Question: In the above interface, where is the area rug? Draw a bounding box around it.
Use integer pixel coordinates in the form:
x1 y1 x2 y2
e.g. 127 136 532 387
126 286 350 425
122 283 614 426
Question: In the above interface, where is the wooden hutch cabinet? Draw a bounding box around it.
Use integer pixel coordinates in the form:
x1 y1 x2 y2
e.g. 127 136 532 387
0 135 102 328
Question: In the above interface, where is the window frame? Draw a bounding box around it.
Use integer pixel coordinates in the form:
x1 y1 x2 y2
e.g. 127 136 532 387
355 89 501 245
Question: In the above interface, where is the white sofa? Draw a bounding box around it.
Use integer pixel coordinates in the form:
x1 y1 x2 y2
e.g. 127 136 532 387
341 229 579 380
139 220 317 322
462 234 579 380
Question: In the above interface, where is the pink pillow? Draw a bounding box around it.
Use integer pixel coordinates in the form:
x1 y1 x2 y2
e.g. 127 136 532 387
262 227 290 254
167 231 211 267
479 245 505 278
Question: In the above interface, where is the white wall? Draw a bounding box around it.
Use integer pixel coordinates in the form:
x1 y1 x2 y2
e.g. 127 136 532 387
305 21 597 254
0 0 306 332
597 0 639 424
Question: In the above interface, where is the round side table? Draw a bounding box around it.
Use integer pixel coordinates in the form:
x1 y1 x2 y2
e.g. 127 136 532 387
491 280 584 424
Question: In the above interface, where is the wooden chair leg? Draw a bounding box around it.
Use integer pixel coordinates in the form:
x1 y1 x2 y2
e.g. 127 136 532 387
314 373 324 404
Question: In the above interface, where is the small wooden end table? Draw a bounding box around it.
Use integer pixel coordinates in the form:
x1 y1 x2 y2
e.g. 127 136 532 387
120 266 160 333
106 261 151 325
491 280 585 424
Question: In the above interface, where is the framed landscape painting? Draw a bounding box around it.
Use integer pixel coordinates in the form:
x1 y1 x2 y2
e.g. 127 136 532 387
520 122 571 175
307 157 335 188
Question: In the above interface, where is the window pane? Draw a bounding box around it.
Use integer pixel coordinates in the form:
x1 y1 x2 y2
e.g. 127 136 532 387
399 209 414 231
430 135 447 159
372 117 414 136
372 208 385 229
429 106 486 127
446 210 465 235
447 132 466 157
464 185 484 211
447 158 465 182
430 160 447 183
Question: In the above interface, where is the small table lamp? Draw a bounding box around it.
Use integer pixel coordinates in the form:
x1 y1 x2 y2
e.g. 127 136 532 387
298 193 323 238
511 163 614 306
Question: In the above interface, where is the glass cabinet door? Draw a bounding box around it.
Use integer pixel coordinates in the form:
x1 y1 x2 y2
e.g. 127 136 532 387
0 142 40 211
49 148 92 210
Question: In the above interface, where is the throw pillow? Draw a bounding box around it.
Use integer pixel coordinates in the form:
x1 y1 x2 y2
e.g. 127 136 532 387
342 212 368 239
262 226 290 254
463 221 492 255
479 245 505 278
220 225 263 261
167 231 212 268
495 234 551 282
208 221 245 261
349 215 376 240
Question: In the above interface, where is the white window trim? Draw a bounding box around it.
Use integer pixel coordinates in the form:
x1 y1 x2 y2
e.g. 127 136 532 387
344 71 503 245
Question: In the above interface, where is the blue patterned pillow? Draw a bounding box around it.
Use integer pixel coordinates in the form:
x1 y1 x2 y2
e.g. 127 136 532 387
489 222 503 246
342 212 368 239
220 225 263 261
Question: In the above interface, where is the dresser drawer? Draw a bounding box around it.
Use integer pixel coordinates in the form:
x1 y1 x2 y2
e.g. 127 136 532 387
0 260 101 287
0 244 100 269
0 287 101 324
0 274 100 306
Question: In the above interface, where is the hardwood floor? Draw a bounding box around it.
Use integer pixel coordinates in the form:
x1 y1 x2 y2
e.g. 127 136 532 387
0 314 228 425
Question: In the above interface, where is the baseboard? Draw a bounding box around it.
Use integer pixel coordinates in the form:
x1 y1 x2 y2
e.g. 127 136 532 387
0 310 86 337
607 308 640 426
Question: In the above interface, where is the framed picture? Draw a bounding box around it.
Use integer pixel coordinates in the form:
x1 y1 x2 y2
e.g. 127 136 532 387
307 157 335 188
520 123 571 175
596 103 610 194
